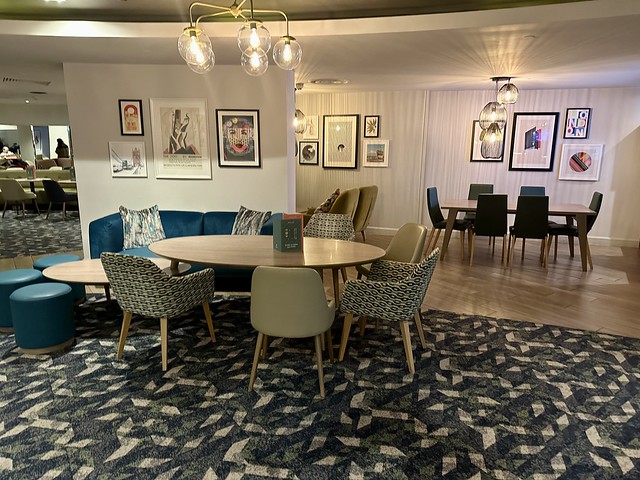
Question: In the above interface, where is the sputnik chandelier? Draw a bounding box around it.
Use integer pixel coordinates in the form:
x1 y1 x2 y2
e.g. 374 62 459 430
178 0 302 76
478 76 519 159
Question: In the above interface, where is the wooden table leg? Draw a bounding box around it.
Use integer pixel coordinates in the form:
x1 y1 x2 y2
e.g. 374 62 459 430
332 268 340 307
439 208 459 261
575 213 589 271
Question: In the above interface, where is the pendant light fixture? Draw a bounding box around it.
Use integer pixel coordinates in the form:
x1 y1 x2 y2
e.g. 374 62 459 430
480 123 504 159
479 78 507 130
178 0 302 76
293 82 307 134
497 78 519 104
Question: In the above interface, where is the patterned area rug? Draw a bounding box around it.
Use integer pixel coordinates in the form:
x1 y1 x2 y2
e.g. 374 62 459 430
1 297 639 478
0 213 81 258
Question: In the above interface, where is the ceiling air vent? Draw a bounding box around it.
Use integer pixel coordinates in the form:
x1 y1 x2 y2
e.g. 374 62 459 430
2 77 51 86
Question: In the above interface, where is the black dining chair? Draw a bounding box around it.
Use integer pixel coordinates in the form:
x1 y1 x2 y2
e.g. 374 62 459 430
463 183 494 222
469 194 508 266
425 186 471 259
547 192 603 269
519 186 545 196
508 195 550 270
42 179 78 220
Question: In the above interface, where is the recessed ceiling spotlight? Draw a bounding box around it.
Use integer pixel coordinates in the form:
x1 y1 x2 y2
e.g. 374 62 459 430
310 79 349 85
44 0 66 3
24 99 30 104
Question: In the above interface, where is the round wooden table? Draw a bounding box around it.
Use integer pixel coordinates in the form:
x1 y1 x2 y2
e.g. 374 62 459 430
149 235 385 300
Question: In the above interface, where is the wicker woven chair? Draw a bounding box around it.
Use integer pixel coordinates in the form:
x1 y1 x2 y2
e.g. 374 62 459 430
100 252 216 371
338 248 440 374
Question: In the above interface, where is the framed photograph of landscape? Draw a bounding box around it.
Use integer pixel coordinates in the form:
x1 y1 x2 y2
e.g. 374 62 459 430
302 115 319 140
323 114 359 169
362 139 389 167
363 115 380 138
216 109 261 168
509 112 559 171
558 143 603 181
299 141 319 165
119 99 144 136
150 98 211 179
470 120 504 162
108 141 147 178
563 108 591 139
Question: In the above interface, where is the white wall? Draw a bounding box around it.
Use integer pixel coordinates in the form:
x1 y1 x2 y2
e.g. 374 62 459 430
297 87 640 245
63 63 295 256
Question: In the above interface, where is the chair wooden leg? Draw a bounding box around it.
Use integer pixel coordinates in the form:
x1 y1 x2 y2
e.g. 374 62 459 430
469 231 475 266
202 301 216 343
413 310 426 349
553 235 558 261
358 315 367 336
325 329 334 363
32 199 40 215
459 231 465 260
261 334 268 359
545 236 553 269
116 310 133 358
249 331 264 392
425 229 436 255
46 202 53 220
104 285 111 301
340 267 348 283
568 235 575 257
399 320 415 374
432 229 442 251
160 317 168 371
314 334 326 398
2 201 6 218
339 313 354 361
21 201 26 217
62 202 67 219
500 235 507 265
521 238 526 261
586 240 593 270
361 231 366 242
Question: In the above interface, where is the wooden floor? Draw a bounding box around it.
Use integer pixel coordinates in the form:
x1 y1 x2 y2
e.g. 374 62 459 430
2 231 639 339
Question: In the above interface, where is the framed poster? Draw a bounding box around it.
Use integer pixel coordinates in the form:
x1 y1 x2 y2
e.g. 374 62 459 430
119 99 144 136
508 112 559 171
470 120 504 162
362 139 389 167
323 114 359 169
216 109 261 168
150 98 211 179
564 108 591 139
299 141 319 165
558 144 603 181
364 115 380 138
302 115 319 140
109 141 147 178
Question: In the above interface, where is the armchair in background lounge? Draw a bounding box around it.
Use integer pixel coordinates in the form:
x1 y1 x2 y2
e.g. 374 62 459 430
0 178 39 217
352 185 378 242
42 179 78 220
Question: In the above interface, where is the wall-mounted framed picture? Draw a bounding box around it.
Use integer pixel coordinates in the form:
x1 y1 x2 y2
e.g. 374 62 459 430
323 114 359 169
363 115 380 138
150 98 211 179
216 109 261 168
302 115 319 140
563 108 591 139
299 141 319 165
508 112 559 171
119 99 144 136
558 143 603 181
362 139 389 167
108 141 147 178
470 120 504 162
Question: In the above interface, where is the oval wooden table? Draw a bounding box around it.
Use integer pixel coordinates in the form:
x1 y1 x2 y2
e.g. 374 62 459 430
149 235 386 301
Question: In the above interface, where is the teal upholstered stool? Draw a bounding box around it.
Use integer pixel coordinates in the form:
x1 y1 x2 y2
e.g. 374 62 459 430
0 269 43 332
10 283 75 353
33 254 86 302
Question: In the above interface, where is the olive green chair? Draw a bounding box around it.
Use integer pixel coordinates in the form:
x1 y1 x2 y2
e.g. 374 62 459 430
329 187 360 220
352 185 378 241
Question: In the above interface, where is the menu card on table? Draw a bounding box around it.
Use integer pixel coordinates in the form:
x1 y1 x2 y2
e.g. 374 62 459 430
273 213 304 252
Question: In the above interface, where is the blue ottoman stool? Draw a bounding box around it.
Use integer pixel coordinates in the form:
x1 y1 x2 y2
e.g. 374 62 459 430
10 283 75 353
33 254 86 302
0 269 43 332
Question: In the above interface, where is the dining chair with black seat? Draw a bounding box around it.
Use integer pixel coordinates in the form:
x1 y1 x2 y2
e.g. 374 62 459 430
463 183 494 223
0 178 39 218
508 195 550 270
547 191 603 269
249 266 335 398
519 186 546 196
469 194 508 266
42 179 78 220
425 186 471 259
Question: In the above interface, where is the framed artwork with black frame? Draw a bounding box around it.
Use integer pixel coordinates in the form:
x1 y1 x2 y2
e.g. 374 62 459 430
322 114 359 169
216 109 261 168
509 112 559 171
363 115 380 138
563 107 591 139
470 120 504 162
119 99 144 136
299 141 319 165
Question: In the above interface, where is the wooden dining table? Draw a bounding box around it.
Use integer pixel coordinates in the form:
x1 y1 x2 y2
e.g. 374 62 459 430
439 199 597 271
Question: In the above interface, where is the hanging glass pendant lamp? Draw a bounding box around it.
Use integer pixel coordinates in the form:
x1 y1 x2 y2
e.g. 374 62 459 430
480 123 504 159
497 78 519 104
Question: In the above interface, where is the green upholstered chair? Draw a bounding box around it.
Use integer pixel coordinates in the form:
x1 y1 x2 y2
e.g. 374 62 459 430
547 191 603 268
352 185 378 241
329 187 360 220
508 195 550 269
425 186 471 259
249 266 335 398
0 178 39 217
469 194 508 266
463 183 494 222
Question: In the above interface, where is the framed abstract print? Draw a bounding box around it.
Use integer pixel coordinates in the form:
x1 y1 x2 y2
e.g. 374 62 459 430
323 114 359 169
216 109 261 168
509 112 559 171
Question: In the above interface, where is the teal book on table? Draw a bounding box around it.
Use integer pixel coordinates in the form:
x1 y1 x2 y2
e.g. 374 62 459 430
273 213 304 252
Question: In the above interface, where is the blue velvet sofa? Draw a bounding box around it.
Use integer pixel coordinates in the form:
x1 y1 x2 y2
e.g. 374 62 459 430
89 210 280 292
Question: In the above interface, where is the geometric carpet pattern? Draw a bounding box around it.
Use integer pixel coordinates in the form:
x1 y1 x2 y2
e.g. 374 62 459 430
0 213 81 258
1 297 639 478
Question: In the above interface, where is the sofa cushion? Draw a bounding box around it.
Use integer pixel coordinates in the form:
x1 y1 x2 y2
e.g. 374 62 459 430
119 204 166 249
314 188 340 213
203 211 237 235
231 206 271 235
159 210 204 238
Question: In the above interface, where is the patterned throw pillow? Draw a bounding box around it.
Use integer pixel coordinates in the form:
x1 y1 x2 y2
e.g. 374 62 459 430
231 206 272 235
314 188 340 214
119 204 166 249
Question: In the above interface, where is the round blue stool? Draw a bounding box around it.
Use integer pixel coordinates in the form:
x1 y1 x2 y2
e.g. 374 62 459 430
10 283 75 353
0 269 43 332
33 254 86 302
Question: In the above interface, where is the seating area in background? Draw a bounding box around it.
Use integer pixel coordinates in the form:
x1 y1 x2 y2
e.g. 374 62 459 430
0 178 39 217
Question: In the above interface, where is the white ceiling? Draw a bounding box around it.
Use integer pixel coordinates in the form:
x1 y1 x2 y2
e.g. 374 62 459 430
0 0 639 106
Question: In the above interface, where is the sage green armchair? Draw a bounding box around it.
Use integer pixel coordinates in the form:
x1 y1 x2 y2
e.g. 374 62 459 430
353 185 378 241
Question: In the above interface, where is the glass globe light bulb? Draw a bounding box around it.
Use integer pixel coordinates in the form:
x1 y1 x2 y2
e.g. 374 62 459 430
237 21 271 53
273 36 302 70
241 48 269 76
497 81 519 104
178 27 214 68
